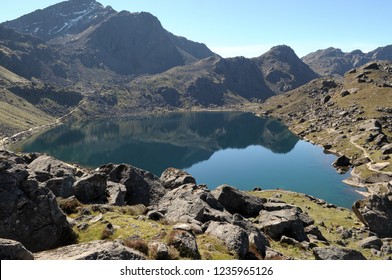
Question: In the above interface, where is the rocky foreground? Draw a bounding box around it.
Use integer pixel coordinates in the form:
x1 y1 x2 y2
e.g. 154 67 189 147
1 150 392 260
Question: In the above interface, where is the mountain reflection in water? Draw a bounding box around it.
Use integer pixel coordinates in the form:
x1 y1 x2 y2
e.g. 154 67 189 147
21 111 299 175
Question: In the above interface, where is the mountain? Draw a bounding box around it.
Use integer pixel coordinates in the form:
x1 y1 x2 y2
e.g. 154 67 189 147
302 45 392 76
253 45 319 94
2 0 217 76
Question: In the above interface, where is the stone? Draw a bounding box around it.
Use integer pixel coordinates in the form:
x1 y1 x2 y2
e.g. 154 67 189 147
34 240 146 260
156 184 231 224
45 176 75 198
313 246 366 260
358 119 382 133
381 143 392 155
363 62 379 70
304 225 327 242
167 230 200 259
0 238 34 260
280 235 300 246
107 181 127 206
332 155 351 168
0 151 76 252
354 193 392 237
149 242 169 260
205 221 249 259
262 202 297 212
173 223 203 235
257 208 309 242
73 173 107 204
340 90 350 97
212 185 266 217
160 168 196 190
147 210 165 221
28 154 77 179
98 163 166 206
357 236 383 250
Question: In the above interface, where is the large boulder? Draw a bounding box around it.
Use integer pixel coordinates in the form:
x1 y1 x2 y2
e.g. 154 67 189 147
0 151 76 252
313 246 366 260
28 154 78 198
205 221 249 259
160 168 196 190
98 163 166 206
257 208 310 242
156 184 231 224
73 173 107 204
107 182 127 206
353 192 392 237
167 230 200 259
212 185 266 217
0 238 34 260
34 240 146 260
358 119 382 133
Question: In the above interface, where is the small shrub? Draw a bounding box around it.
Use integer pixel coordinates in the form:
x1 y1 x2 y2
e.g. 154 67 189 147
122 204 147 216
124 236 149 255
57 197 82 214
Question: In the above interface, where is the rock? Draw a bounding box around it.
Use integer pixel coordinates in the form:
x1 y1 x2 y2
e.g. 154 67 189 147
381 143 392 155
262 202 297 211
98 163 166 206
149 242 169 260
147 210 165 221
173 223 203 235
358 119 382 133
107 182 127 206
304 225 328 242
340 90 350 97
0 151 76 252
232 213 269 258
212 185 266 217
354 193 392 237
44 176 74 198
167 230 200 259
205 221 249 259
332 155 351 168
280 235 300 246
265 248 291 260
322 95 331 104
0 238 34 260
156 184 230 224
374 134 387 146
73 173 107 204
363 62 379 70
357 236 383 250
257 208 309 242
34 240 146 260
313 246 366 260
351 157 371 166
160 168 196 190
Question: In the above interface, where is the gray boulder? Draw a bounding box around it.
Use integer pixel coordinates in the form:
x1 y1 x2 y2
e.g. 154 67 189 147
381 143 392 155
0 238 34 260
354 193 392 237
313 246 366 260
205 221 249 259
107 182 127 206
73 173 107 204
156 184 231 224
305 225 328 242
149 241 169 260
0 151 76 252
358 119 382 133
98 163 166 206
212 185 266 217
258 208 310 242
34 240 146 260
168 230 200 259
160 167 196 190
357 236 383 250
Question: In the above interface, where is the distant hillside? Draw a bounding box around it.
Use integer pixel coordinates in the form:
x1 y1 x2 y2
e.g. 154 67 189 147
302 45 392 76
253 45 319 94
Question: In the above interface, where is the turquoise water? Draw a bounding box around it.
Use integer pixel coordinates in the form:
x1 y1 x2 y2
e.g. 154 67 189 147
20 111 364 208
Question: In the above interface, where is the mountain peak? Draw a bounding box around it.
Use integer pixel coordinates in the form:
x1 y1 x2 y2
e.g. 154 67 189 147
2 0 116 41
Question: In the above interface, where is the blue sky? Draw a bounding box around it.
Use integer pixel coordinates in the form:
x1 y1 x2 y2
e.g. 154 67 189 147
1 0 391 57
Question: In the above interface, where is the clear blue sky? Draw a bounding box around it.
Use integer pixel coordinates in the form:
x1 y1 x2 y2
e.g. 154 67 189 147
1 0 391 57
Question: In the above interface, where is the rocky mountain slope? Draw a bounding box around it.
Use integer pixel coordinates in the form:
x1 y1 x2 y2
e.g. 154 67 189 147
252 61 392 192
1 150 391 260
254 45 319 94
302 45 392 76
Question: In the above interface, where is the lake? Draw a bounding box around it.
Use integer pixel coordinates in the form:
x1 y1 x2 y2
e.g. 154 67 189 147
19 111 364 208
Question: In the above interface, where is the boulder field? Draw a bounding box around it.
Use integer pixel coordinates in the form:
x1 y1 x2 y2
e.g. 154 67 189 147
1 150 392 260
